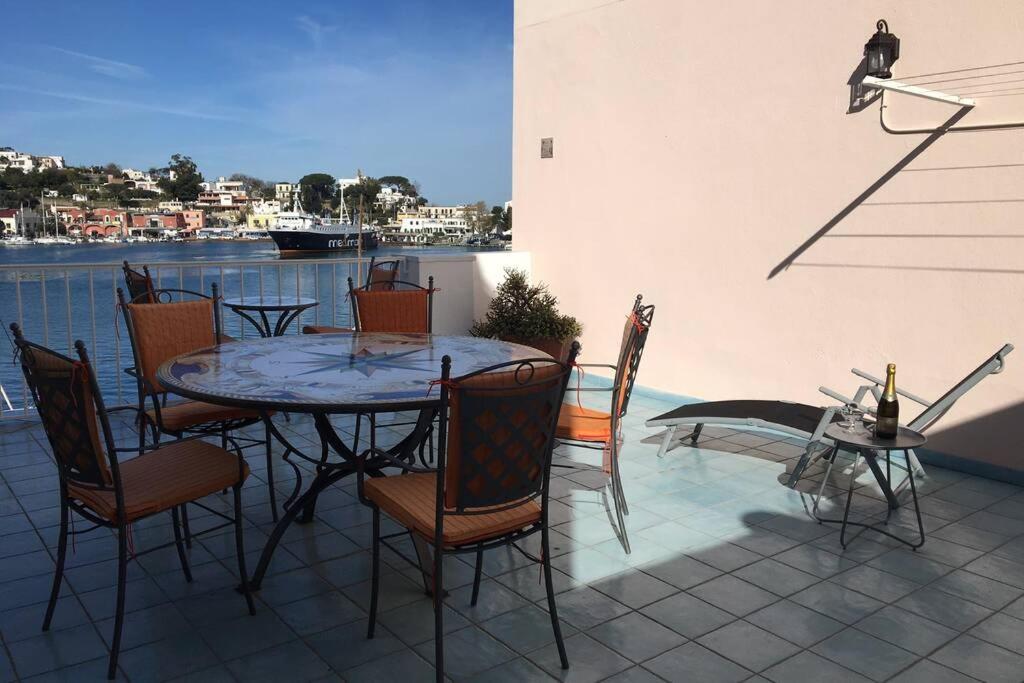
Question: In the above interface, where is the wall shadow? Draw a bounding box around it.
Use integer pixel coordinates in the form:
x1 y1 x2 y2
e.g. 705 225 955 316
919 399 1024 484
767 106 973 280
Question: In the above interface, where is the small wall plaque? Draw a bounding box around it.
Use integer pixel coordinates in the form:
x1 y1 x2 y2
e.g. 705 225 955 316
541 137 553 159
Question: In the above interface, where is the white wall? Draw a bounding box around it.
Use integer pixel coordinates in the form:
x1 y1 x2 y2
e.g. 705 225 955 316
404 252 532 335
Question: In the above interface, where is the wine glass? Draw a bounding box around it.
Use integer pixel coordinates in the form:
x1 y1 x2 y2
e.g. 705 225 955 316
838 403 862 432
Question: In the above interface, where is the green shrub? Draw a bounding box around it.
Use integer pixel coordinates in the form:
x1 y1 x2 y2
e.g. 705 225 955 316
470 268 582 341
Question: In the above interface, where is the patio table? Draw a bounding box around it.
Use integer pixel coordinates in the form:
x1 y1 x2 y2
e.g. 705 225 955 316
815 423 926 549
156 331 543 590
222 295 319 338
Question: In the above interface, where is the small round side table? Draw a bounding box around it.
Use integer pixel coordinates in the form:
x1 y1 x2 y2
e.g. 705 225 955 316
222 295 318 338
816 423 927 550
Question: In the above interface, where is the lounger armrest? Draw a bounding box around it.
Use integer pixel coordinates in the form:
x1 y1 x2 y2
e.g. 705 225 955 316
850 368 932 406
818 385 877 416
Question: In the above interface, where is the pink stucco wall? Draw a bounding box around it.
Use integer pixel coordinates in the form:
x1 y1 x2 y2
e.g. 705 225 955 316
513 0 1024 471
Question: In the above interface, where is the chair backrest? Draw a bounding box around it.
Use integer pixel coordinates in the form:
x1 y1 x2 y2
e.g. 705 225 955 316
122 261 156 304
10 325 118 490
118 284 222 396
348 276 434 334
612 295 655 419
365 258 401 291
437 345 578 512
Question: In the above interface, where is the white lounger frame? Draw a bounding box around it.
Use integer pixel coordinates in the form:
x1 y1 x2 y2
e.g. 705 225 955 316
647 344 1013 488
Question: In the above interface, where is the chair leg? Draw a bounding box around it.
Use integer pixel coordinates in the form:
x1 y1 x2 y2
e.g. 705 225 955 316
542 527 569 670
107 524 128 680
171 506 193 583
265 421 278 523
42 500 69 631
367 508 381 639
470 546 484 606
609 444 631 554
181 503 192 549
433 544 444 683
611 439 628 515
233 485 256 616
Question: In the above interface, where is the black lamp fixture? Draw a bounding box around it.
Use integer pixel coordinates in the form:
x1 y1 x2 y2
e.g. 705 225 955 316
864 19 900 79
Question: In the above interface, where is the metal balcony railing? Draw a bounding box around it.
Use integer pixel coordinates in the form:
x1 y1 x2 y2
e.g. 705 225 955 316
0 256 395 419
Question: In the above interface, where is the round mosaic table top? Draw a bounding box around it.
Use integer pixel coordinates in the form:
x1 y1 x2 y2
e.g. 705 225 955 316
156 332 547 413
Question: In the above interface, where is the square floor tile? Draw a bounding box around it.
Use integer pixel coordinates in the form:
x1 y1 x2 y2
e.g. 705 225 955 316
931 568 1023 609
896 586 993 631
790 582 885 625
931 634 1024 683
830 565 921 603
688 575 778 617
553 587 631 630
306 619 406 671
962 554 1024 589
697 620 800 672
528 633 632 683
854 605 958 657
812 627 919 681
460 656 555 682
415 625 517 679
968 612 1024 656
745 599 845 648
644 642 750 683
481 605 574 654
888 658 979 683
733 558 821 597
7 623 107 678
638 554 721 591
495 564 581 602
764 650 872 682
342 648 435 682
273 590 365 636
590 570 678 609
225 640 332 683
774 545 857 579
587 612 686 663
117 631 220 683
641 592 736 639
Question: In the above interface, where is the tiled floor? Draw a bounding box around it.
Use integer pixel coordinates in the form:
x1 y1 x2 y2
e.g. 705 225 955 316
1 391 1024 682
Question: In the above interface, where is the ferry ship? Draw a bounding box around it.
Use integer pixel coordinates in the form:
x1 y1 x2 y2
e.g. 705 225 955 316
268 197 378 256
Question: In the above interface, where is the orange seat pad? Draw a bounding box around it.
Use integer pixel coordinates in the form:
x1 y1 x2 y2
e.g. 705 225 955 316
363 472 540 547
148 400 262 432
69 439 249 523
556 403 613 442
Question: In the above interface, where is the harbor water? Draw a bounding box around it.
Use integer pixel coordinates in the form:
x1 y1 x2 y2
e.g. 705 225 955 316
0 241 493 414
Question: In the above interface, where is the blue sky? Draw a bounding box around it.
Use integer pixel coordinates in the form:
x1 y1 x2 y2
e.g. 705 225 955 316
0 1 513 206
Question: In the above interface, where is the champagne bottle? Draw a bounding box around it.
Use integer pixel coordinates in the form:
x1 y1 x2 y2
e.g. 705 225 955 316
875 363 899 438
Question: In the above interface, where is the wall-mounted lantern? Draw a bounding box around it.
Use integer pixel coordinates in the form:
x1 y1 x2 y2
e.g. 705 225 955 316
864 19 900 79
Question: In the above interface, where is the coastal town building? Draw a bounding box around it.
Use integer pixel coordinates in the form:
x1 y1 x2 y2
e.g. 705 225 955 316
419 205 470 219
246 200 280 229
0 207 42 235
275 182 297 202
0 148 65 173
158 200 185 212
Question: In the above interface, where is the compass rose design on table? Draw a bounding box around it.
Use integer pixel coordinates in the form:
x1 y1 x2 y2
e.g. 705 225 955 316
159 332 546 408
294 345 435 378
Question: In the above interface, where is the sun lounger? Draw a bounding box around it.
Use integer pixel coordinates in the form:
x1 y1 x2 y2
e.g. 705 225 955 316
646 344 1013 487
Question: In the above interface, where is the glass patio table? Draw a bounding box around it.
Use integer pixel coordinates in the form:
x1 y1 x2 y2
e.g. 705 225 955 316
156 331 543 590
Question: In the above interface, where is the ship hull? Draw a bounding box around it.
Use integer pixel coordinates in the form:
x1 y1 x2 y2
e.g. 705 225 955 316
269 230 379 256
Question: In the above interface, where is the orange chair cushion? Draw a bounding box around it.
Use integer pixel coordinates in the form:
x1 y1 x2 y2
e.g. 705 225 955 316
363 472 540 547
68 439 249 523
149 400 263 432
556 403 612 442
302 325 354 334
354 289 430 333
127 300 216 394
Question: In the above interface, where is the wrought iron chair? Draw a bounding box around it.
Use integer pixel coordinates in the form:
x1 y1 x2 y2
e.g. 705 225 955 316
555 295 655 554
365 256 401 291
348 275 434 333
10 325 255 680
121 260 156 303
117 284 279 523
357 346 579 682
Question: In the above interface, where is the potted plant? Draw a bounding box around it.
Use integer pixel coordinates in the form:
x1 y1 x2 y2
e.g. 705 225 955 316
470 268 582 361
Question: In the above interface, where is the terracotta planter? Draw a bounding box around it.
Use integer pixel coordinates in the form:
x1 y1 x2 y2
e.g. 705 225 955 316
504 336 576 363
